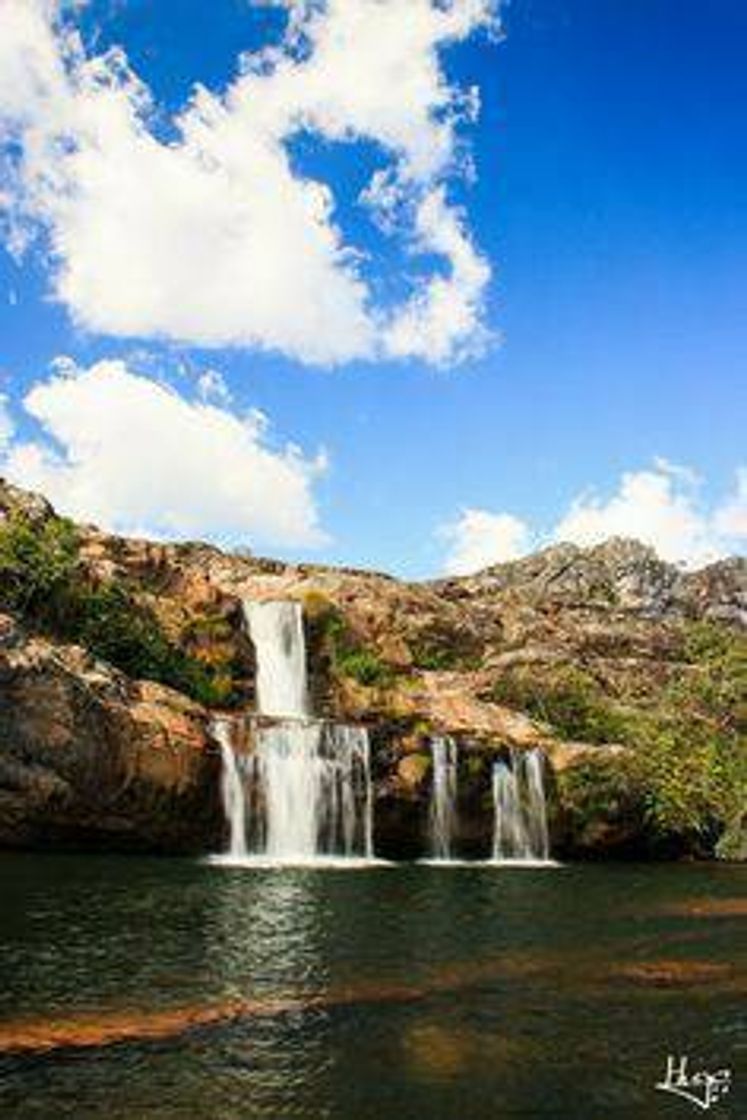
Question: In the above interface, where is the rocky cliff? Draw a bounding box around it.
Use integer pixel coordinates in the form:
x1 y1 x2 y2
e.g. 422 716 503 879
0 479 744 860
0 613 222 852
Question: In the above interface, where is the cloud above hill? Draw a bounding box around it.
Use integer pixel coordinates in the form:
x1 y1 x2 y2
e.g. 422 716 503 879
0 0 497 366
441 460 747 574
1 358 328 548
440 508 530 575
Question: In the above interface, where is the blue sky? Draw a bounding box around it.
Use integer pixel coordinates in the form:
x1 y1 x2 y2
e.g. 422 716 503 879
0 0 745 576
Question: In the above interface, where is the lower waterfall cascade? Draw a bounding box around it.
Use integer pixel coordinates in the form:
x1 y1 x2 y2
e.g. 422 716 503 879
212 717 375 865
240 720 373 861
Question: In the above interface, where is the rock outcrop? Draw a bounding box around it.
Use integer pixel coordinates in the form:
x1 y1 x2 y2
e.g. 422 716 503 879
0 613 222 852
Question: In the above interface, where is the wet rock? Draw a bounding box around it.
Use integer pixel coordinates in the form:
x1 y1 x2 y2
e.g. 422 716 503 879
397 753 431 791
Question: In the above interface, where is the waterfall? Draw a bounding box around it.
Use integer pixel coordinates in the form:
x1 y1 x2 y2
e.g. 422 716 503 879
523 749 550 859
492 748 550 863
243 600 309 718
429 737 458 860
244 722 373 860
213 716 247 860
214 598 375 864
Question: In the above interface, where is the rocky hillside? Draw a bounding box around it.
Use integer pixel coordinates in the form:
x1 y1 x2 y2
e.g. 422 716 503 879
1 478 744 860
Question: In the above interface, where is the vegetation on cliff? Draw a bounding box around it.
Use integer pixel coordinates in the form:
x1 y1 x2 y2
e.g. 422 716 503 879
487 665 631 743
0 510 240 706
304 591 397 687
486 624 746 852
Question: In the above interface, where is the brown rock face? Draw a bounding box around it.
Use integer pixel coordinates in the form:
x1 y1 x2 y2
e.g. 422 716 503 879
0 615 222 853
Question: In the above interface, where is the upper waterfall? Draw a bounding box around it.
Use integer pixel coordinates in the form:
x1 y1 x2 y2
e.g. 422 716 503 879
244 600 309 718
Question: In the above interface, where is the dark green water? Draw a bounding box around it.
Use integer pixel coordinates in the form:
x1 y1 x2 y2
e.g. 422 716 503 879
0 856 744 1118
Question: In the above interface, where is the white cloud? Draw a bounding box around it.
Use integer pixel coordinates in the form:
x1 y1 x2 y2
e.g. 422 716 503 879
553 464 720 566
0 0 497 366
440 507 530 575
440 461 747 574
383 187 491 363
713 468 747 540
651 455 700 487
1 358 328 548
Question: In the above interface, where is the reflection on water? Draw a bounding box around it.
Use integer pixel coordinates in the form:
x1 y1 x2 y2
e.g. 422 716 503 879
207 870 327 1000
0 856 744 1119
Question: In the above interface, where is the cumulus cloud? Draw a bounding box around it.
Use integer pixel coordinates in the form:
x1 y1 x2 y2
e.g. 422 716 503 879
1 358 328 548
384 188 491 362
440 461 747 574
0 0 497 365
713 467 747 540
440 507 530 575
552 463 721 566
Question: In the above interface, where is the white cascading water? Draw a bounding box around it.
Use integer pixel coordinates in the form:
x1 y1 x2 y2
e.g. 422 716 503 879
213 716 247 860
243 721 373 859
243 600 309 718
215 599 374 863
492 748 550 863
429 737 458 860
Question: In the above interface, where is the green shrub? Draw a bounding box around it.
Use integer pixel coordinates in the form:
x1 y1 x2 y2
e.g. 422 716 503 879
409 644 457 671
654 731 741 838
557 719 745 849
334 647 394 687
0 511 80 625
571 699 746 844
557 755 645 829
677 622 747 734
409 623 483 671
305 595 397 688
0 510 242 707
488 665 632 743
682 621 739 663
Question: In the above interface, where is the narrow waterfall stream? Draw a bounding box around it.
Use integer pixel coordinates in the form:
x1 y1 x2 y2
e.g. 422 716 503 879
429 737 458 860
214 600 374 864
492 748 551 863
213 716 247 861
